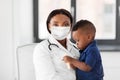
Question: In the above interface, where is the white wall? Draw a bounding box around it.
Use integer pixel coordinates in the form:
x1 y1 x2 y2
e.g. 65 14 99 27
101 52 120 80
0 0 33 80
0 0 14 80
13 0 33 46
13 0 33 80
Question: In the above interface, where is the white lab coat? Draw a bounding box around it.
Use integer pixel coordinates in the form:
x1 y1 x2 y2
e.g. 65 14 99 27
33 34 80 80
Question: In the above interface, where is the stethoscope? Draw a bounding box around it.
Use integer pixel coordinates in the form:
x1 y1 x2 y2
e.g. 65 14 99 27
47 39 78 51
47 39 59 51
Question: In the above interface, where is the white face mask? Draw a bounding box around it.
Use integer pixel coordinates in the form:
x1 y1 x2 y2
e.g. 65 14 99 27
50 26 70 40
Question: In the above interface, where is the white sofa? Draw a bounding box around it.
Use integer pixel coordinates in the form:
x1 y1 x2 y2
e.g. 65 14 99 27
17 43 37 80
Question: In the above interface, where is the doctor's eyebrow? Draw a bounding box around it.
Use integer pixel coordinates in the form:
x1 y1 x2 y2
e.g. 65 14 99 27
49 21 59 26
50 21 58 24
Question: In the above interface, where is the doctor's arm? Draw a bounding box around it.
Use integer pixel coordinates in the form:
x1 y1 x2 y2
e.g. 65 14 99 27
33 45 66 80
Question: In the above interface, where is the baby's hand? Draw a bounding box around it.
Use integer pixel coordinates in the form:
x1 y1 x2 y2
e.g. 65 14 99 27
63 56 76 69
63 56 73 63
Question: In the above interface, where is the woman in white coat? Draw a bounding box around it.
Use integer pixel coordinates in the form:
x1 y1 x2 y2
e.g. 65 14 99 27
33 9 79 80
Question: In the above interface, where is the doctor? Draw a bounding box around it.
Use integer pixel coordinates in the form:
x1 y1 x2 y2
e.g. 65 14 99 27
33 9 79 80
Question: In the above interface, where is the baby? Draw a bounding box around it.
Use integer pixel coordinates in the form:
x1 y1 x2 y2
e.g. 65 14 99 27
63 20 104 80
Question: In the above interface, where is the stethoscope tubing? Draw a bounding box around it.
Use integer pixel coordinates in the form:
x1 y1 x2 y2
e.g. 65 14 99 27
47 39 78 51
47 39 59 50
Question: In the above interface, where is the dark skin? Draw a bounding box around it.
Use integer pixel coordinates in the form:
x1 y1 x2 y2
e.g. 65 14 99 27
48 14 71 49
58 39 67 49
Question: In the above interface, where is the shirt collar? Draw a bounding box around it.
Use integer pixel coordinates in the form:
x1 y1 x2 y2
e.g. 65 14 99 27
79 40 97 53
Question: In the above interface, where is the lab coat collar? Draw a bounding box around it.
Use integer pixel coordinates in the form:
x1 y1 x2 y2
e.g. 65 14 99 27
48 34 73 53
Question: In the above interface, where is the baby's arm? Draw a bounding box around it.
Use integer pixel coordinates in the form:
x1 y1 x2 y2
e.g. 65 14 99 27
63 56 76 69
63 56 91 72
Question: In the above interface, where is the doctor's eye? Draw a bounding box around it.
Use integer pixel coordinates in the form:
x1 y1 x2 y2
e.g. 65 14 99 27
63 22 70 26
53 23 58 26
64 23 70 26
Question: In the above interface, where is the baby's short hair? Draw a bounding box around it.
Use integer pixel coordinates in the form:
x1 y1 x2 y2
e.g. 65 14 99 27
72 20 96 39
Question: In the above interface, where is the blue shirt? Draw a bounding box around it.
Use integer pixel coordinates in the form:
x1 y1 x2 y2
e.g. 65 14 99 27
76 40 104 80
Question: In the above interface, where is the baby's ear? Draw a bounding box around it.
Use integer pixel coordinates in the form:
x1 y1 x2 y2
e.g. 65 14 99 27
88 34 92 40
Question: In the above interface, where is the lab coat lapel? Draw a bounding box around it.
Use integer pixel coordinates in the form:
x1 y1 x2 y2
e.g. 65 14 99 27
48 34 73 57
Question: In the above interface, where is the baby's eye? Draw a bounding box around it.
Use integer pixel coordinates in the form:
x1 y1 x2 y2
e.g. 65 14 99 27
76 40 79 43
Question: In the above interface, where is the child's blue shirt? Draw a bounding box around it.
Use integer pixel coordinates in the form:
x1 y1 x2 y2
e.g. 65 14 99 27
76 40 104 80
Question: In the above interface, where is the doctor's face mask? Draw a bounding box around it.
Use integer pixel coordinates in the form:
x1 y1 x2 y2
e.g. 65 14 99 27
49 14 71 40
50 26 70 40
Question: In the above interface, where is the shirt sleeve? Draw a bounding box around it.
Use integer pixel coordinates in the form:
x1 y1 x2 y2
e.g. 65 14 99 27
33 43 66 80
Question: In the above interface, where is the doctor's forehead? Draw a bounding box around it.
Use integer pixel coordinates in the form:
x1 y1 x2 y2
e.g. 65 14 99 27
50 14 71 23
